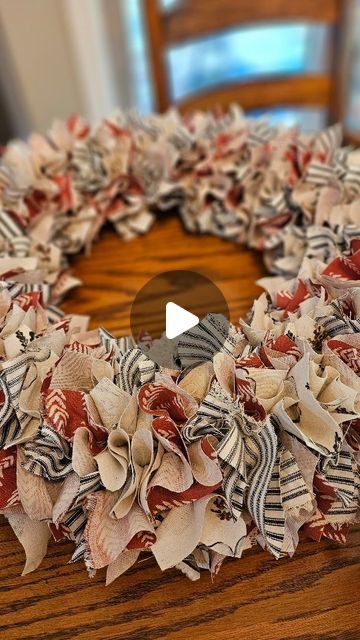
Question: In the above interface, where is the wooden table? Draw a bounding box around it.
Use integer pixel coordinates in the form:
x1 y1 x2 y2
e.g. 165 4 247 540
1 217 359 639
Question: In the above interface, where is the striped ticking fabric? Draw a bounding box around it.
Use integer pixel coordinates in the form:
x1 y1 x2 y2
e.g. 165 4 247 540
126 111 160 139
324 449 357 509
0 167 22 208
183 384 233 443
0 347 51 447
334 147 350 180
0 281 52 306
0 210 30 257
315 444 359 524
305 226 340 260
305 224 360 262
244 420 280 555
62 506 88 563
184 383 248 519
71 139 107 193
314 123 342 156
262 448 285 557
0 376 20 448
10 236 31 257
217 418 247 520
22 424 72 481
246 435 312 558
116 347 156 393
0 210 24 241
316 314 360 345
177 313 240 368
279 446 311 510
70 539 87 564
73 471 103 507
2 282 24 300
248 122 275 148
46 305 65 325
344 166 360 195
99 328 135 356
306 161 334 186
184 379 312 555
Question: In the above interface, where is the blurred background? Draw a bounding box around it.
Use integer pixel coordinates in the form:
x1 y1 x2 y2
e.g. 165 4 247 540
0 0 359 143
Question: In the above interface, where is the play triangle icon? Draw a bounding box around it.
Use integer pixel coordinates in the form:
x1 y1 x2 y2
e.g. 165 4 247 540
165 302 199 339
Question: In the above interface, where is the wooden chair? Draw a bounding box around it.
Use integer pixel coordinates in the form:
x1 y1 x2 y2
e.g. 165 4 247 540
144 0 352 125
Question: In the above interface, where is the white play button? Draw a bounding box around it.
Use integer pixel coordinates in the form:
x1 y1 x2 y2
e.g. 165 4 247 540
165 302 199 339
130 270 230 367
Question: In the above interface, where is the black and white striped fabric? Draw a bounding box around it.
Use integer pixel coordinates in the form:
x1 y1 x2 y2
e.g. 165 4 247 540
209 202 245 241
177 314 239 368
0 210 31 258
22 424 72 481
245 425 312 557
324 457 359 522
322 449 357 510
244 420 280 555
0 210 25 242
2 282 23 300
185 375 313 556
71 139 107 193
248 121 275 147
305 225 340 262
0 376 20 448
116 347 156 393
61 506 88 563
0 280 51 305
305 224 360 262
218 423 247 521
183 383 232 443
183 382 247 519
343 165 360 196
279 447 311 510
262 447 285 557
70 539 87 564
315 312 360 346
46 305 65 325
0 347 51 447
125 110 160 139
314 123 342 158
73 471 103 507
305 161 334 186
99 328 135 356
0 166 26 209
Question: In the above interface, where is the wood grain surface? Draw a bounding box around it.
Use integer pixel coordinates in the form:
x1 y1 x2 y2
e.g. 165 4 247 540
162 0 339 44
61 215 266 333
0 216 359 640
177 74 333 115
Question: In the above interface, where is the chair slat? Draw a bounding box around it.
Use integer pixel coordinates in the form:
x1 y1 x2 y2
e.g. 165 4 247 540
163 0 339 44
177 74 332 113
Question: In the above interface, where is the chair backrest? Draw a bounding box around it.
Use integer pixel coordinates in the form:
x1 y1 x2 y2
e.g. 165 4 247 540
144 0 352 123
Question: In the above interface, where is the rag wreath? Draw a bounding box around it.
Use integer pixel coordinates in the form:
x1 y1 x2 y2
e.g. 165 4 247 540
0 107 359 583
